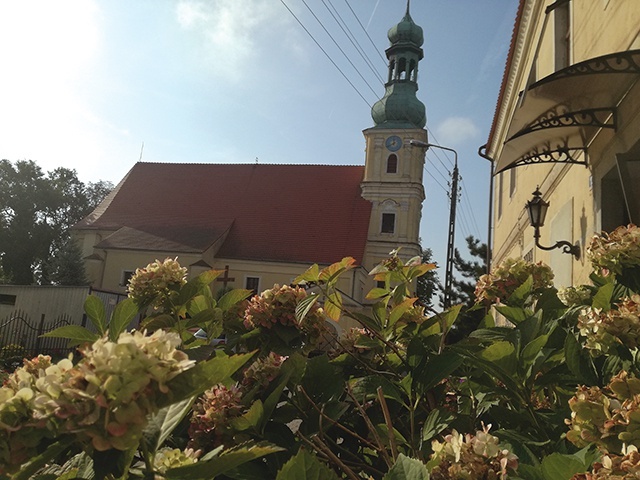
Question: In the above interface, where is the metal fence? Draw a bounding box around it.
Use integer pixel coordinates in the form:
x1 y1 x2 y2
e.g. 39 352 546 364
0 309 78 368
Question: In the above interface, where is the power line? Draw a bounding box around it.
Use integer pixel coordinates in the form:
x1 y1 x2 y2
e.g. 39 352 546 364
279 0 372 108
343 0 388 67
300 0 379 97
321 0 386 85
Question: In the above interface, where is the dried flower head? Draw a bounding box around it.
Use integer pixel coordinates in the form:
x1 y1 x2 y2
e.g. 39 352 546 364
578 295 640 355
587 225 640 277
127 257 187 308
475 258 554 306
430 425 518 480
188 384 244 450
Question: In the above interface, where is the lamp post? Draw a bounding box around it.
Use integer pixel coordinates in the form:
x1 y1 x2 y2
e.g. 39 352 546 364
525 187 581 259
409 140 459 308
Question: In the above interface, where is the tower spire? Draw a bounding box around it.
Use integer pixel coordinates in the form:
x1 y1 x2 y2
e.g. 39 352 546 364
370 5 426 129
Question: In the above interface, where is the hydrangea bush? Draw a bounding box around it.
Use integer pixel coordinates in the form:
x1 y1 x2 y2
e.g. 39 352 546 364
3 225 640 479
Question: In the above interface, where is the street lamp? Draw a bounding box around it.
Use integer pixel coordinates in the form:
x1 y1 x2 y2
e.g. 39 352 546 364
409 140 459 308
526 187 580 259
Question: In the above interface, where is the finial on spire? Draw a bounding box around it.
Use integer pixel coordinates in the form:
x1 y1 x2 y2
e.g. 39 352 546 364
406 0 410 16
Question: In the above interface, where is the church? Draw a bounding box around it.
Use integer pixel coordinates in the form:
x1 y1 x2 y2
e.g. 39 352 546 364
73 4 428 307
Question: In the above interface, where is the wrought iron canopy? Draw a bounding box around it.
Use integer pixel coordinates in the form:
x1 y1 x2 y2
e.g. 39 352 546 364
495 49 640 174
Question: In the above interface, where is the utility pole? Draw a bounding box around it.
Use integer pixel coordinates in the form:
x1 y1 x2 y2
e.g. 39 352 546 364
443 161 460 309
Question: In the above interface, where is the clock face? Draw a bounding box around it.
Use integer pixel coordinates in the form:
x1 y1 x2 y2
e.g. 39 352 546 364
385 135 402 152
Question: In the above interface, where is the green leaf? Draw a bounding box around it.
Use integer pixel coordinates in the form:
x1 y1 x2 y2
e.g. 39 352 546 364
108 298 138 341
218 289 252 311
350 376 405 404
42 325 99 345
366 288 390 300
324 291 343 321
494 305 529 325
413 351 463 394
143 397 194 451
541 453 588 480
421 408 454 443
479 340 517 376
521 334 549 372
84 294 107 335
295 294 319 324
516 464 545 480
592 282 614 310
382 454 430 480
564 333 598 385
294 263 320 284
166 441 284 480
276 448 340 480
187 294 211 316
232 400 264 431
160 352 254 408
13 437 76 480
302 354 343 403
389 298 417 327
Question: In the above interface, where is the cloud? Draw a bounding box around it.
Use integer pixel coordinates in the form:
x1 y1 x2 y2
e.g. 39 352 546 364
435 117 480 145
175 0 290 81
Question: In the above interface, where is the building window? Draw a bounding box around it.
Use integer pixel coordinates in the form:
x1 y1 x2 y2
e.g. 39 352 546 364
509 168 517 198
245 277 260 295
524 249 534 263
0 294 16 306
386 154 398 174
554 1 571 70
381 213 395 233
121 270 135 287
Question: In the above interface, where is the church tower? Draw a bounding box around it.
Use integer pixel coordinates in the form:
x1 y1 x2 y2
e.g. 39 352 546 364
361 2 427 273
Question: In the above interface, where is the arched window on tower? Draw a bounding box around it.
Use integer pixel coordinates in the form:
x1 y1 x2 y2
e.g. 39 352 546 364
388 59 395 83
386 154 398 174
398 58 407 80
409 60 417 81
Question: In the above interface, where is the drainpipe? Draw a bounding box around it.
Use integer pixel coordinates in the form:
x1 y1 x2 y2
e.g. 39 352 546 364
478 144 494 274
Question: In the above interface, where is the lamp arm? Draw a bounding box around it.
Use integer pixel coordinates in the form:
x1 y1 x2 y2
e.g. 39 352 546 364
534 236 581 259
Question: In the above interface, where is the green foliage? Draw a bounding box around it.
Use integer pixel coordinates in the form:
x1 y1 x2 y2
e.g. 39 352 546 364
6 229 640 478
0 159 112 284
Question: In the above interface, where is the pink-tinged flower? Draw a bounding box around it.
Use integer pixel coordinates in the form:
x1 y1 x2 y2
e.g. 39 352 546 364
242 352 287 388
127 257 187 308
566 371 640 455
188 384 244 450
578 295 640 355
243 285 326 338
475 258 553 306
587 225 640 276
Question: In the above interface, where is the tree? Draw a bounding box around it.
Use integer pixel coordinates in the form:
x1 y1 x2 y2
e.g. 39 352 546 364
416 246 440 312
46 237 89 286
0 159 113 285
447 235 488 341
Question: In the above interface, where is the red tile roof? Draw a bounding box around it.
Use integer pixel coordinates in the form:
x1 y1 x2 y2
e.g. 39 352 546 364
75 162 372 265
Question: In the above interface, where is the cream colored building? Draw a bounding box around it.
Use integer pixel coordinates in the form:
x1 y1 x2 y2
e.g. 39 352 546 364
485 0 640 287
72 6 429 319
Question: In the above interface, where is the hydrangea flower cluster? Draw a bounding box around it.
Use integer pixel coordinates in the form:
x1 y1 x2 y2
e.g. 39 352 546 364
475 258 554 306
587 225 640 276
0 330 194 473
242 352 287 388
127 257 187 308
188 384 244 450
558 285 593 307
577 295 640 355
153 447 201 473
243 284 325 338
566 371 640 454
429 425 518 479
570 446 640 479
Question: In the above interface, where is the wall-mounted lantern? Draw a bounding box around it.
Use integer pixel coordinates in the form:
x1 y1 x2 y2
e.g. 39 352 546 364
526 187 580 260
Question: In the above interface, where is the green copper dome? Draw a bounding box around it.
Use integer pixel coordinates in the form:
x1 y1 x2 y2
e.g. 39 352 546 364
371 83 426 129
371 3 426 129
387 11 423 46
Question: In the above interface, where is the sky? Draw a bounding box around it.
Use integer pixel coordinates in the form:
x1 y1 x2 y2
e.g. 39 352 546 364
0 0 518 278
